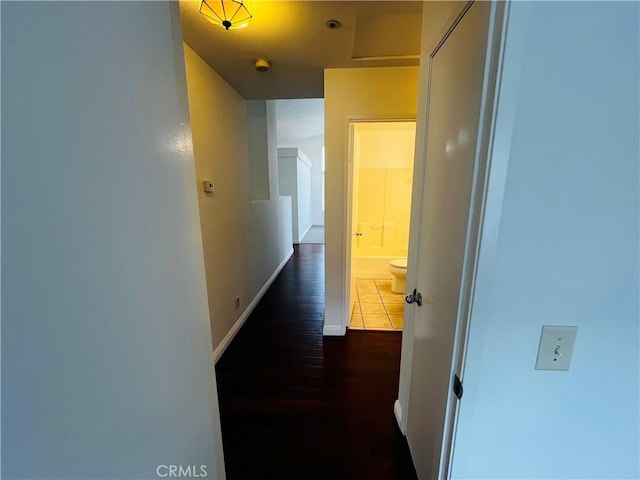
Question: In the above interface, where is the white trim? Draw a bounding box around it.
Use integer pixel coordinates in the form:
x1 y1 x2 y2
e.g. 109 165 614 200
394 399 404 433
322 324 346 336
213 247 294 363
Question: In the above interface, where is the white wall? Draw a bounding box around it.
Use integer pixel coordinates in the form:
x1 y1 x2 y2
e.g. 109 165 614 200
277 148 312 243
247 101 295 299
296 157 313 239
451 2 639 478
292 135 325 226
324 67 419 335
274 99 325 227
183 49 293 356
2 3 225 479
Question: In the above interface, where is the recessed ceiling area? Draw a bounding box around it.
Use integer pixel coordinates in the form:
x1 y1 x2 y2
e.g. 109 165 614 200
179 0 423 100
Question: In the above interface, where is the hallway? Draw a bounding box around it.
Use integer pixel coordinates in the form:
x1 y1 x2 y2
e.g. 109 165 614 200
299 225 325 244
215 244 417 479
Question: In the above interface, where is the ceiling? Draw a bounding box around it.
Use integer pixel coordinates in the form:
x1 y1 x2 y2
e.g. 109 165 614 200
179 0 423 100
275 98 325 144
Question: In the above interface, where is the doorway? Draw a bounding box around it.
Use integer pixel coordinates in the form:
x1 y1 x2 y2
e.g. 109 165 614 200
275 98 325 246
347 121 417 331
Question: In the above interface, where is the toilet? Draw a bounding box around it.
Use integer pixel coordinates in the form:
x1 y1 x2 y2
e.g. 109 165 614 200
389 258 408 293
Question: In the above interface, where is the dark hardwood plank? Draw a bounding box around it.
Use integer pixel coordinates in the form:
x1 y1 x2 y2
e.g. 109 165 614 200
216 244 417 480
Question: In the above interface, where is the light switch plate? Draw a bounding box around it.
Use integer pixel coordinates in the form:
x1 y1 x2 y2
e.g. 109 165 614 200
203 180 215 193
535 325 578 371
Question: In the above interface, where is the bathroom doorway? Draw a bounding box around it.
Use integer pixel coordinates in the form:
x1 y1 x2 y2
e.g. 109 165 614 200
346 120 416 331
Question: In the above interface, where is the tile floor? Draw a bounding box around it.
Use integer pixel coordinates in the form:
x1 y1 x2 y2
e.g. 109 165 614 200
350 278 405 331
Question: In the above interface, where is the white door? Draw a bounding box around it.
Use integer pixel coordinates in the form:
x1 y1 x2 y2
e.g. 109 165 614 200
405 2 498 478
347 123 360 326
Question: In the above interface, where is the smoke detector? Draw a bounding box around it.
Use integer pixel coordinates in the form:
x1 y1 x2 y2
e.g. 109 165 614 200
254 58 271 72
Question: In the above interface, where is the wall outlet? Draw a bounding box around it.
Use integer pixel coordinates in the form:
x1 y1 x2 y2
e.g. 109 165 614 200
203 180 215 193
234 296 240 309
535 325 578 371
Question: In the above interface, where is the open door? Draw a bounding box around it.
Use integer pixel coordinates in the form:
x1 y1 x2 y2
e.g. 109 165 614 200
346 123 360 326
403 2 504 478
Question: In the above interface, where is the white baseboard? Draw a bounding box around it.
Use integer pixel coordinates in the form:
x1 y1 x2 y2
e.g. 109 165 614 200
322 324 346 336
394 399 405 434
213 248 294 363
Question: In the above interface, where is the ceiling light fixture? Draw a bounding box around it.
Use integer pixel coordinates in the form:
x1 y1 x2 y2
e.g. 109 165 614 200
199 0 253 30
254 59 271 72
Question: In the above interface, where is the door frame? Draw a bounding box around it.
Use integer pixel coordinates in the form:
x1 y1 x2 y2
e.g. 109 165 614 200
342 116 416 333
396 0 509 477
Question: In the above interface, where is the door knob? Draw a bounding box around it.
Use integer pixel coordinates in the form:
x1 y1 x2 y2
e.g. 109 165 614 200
405 289 422 306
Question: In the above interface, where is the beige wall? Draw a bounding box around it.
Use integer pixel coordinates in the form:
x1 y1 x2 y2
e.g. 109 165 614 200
323 66 419 334
421 1 468 54
357 127 416 169
184 45 293 353
247 101 271 201
184 44 252 351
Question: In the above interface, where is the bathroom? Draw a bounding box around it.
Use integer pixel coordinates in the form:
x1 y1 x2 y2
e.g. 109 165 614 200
349 121 416 331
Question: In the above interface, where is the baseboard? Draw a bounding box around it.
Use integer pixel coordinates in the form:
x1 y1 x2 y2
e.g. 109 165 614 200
394 399 405 434
322 324 346 336
213 248 294 363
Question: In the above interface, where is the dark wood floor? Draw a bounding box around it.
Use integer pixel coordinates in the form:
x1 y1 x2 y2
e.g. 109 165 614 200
215 244 417 480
